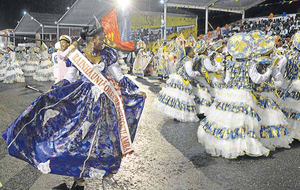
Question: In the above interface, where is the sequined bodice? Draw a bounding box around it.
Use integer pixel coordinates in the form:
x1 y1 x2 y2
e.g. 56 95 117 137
225 59 252 90
174 56 192 81
286 52 300 81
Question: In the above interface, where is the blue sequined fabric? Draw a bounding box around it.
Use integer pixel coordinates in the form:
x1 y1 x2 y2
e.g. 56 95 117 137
2 47 145 177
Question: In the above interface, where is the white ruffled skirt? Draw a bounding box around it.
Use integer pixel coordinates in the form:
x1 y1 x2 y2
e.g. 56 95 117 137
191 79 212 115
0 61 7 81
155 74 199 122
208 73 224 98
279 80 300 140
253 93 293 150
2 61 25 83
33 60 55 82
198 88 271 159
22 61 38 76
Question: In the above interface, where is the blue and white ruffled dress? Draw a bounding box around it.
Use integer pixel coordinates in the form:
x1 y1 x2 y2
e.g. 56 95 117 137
279 51 300 140
2 52 25 83
250 56 293 150
191 54 212 115
198 59 291 159
155 56 199 122
2 47 145 178
33 51 55 82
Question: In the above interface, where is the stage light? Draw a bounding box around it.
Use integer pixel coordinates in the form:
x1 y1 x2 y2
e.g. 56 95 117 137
23 11 27 15
160 0 164 4
40 24 43 27
67 7 70 10
118 0 130 9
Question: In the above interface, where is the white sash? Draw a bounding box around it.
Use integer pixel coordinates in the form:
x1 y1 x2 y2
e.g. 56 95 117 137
68 50 133 155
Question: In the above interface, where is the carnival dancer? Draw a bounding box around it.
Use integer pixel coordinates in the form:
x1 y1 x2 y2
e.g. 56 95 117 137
165 41 178 77
2 45 25 83
118 51 130 75
155 46 200 122
175 34 186 62
22 47 38 76
132 40 151 77
0 50 7 81
187 34 196 47
198 33 271 159
55 35 78 83
33 50 55 82
203 40 225 97
190 40 212 117
278 31 300 140
156 43 166 79
2 22 146 190
16 46 27 69
250 35 293 150
151 41 161 77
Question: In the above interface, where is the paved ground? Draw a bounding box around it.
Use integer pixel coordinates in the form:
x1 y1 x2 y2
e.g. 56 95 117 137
0 76 300 190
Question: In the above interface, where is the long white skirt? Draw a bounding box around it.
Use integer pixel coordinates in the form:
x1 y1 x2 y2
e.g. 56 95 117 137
33 60 55 82
3 61 25 83
198 88 270 159
155 74 199 122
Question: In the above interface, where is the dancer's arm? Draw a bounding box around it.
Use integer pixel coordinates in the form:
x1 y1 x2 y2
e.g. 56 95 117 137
203 57 221 72
249 61 272 84
57 41 78 60
185 60 200 78
277 55 287 75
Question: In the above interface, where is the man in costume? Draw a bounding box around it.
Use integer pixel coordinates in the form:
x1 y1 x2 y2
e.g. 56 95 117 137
55 35 78 83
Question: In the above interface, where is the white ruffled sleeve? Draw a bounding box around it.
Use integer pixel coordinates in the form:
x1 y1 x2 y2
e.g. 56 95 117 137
108 63 124 82
249 61 272 84
224 69 231 84
277 55 287 75
203 57 221 72
185 60 200 78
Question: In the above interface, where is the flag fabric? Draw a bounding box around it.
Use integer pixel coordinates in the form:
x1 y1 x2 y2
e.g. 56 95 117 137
102 8 135 51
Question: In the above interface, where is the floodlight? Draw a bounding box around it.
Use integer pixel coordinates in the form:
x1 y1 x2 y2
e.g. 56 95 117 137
118 0 130 9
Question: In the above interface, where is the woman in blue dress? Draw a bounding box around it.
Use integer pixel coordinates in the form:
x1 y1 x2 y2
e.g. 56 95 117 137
2 25 146 190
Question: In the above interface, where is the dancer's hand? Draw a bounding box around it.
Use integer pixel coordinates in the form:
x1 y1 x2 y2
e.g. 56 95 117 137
72 41 78 47
138 91 147 99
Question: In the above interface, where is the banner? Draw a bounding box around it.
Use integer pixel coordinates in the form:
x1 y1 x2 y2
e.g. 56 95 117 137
68 50 133 155
131 14 197 30
102 9 135 51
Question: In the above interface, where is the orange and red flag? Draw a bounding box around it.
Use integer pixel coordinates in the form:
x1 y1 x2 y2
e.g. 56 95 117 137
101 8 135 51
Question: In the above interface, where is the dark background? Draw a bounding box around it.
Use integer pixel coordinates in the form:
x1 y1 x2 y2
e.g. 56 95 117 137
0 0 75 30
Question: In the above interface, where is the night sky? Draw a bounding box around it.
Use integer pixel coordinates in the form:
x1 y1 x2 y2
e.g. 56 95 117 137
0 0 76 30
0 0 299 31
